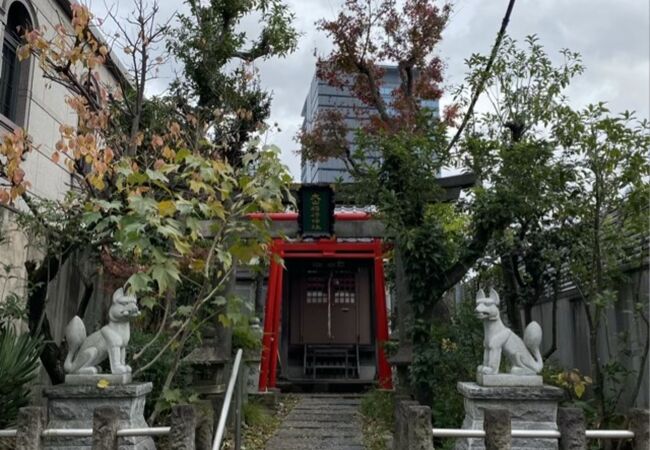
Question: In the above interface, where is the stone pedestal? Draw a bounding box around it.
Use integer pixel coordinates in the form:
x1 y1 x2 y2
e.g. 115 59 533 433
476 373 542 387
64 373 132 385
43 382 155 450
455 382 564 450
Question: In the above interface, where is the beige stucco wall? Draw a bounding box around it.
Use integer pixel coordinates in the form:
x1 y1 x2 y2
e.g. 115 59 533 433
0 0 122 305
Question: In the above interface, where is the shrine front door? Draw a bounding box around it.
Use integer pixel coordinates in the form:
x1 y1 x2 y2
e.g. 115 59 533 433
289 260 372 345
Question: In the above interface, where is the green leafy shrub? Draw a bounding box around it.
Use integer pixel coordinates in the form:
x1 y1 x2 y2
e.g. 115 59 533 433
232 323 261 351
408 297 482 449
128 329 196 421
0 326 41 427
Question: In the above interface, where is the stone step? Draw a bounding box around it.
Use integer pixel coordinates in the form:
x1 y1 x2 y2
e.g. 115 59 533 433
264 395 364 450
281 421 359 429
290 403 360 409
266 444 364 450
288 409 357 413
282 414 358 422
292 403 361 409
266 438 363 448
275 429 361 438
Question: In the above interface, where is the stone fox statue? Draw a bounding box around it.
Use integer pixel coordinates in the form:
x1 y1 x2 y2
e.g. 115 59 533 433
475 288 543 375
64 288 140 375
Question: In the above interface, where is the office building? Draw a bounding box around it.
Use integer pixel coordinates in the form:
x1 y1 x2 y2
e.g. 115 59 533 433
300 66 438 183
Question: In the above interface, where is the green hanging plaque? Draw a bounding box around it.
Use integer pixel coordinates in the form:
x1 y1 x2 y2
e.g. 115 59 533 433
298 185 334 237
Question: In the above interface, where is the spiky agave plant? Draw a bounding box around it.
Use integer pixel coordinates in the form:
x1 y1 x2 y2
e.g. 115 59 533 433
0 326 41 427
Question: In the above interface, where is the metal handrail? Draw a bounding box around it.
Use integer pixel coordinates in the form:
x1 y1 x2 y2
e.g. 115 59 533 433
0 427 171 438
585 430 635 439
212 348 244 450
1 424 635 442
117 427 171 437
432 428 635 440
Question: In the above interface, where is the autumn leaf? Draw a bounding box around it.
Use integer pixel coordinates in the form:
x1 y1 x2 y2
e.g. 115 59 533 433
151 134 164 148
17 45 30 61
574 383 585 399
157 200 176 217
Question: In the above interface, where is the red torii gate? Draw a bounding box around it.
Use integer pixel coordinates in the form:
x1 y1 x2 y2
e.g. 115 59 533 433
256 232 393 391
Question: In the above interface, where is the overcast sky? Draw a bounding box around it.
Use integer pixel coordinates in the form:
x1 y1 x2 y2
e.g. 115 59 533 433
88 0 650 180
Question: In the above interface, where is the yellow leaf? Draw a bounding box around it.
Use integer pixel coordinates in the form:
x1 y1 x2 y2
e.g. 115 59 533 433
162 146 175 160
90 175 106 191
97 379 110 389
17 45 30 61
157 200 176 217
574 382 585 399
173 237 191 255
189 259 205 272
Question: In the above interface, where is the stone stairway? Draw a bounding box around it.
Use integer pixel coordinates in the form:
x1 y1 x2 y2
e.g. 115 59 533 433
265 395 365 450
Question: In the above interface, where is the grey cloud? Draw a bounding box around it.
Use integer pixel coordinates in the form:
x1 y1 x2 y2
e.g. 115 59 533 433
438 0 649 118
89 0 650 179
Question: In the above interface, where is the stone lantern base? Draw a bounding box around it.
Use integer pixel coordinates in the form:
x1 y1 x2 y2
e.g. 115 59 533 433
455 382 564 450
43 382 155 450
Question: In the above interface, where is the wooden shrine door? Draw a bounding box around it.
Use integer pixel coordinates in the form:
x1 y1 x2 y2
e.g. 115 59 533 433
292 261 371 345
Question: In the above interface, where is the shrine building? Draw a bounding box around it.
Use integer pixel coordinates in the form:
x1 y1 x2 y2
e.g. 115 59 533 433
251 179 473 392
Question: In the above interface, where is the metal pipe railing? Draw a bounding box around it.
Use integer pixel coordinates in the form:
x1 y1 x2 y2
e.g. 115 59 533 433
432 428 635 440
117 427 171 437
431 429 563 439
585 430 635 439
0 427 171 438
0 424 636 442
212 348 244 450
42 429 93 437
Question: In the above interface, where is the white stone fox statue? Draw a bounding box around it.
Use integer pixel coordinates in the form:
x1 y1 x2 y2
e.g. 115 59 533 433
64 288 140 375
475 288 543 375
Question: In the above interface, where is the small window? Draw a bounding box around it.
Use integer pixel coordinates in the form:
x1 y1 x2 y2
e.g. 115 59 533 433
0 2 32 124
306 273 327 304
333 273 355 304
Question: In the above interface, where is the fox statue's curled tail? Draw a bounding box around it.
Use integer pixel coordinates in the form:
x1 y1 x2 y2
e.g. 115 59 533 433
523 321 544 373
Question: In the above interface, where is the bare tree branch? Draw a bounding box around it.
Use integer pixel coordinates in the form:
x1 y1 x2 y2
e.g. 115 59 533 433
445 0 517 154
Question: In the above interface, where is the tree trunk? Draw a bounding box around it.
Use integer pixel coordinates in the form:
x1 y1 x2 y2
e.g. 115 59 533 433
76 281 94 319
523 303 533 326
26 251 73 385
584 301 606 426
631 309 649 408
543 276 560 359
394 248 414 394
501 256 523 336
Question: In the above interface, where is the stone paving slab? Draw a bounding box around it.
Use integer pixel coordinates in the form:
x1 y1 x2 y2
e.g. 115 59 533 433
281 421 358 429
280 414 360 423
290 409 360 416
265 395 365 450
274 430 361 438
